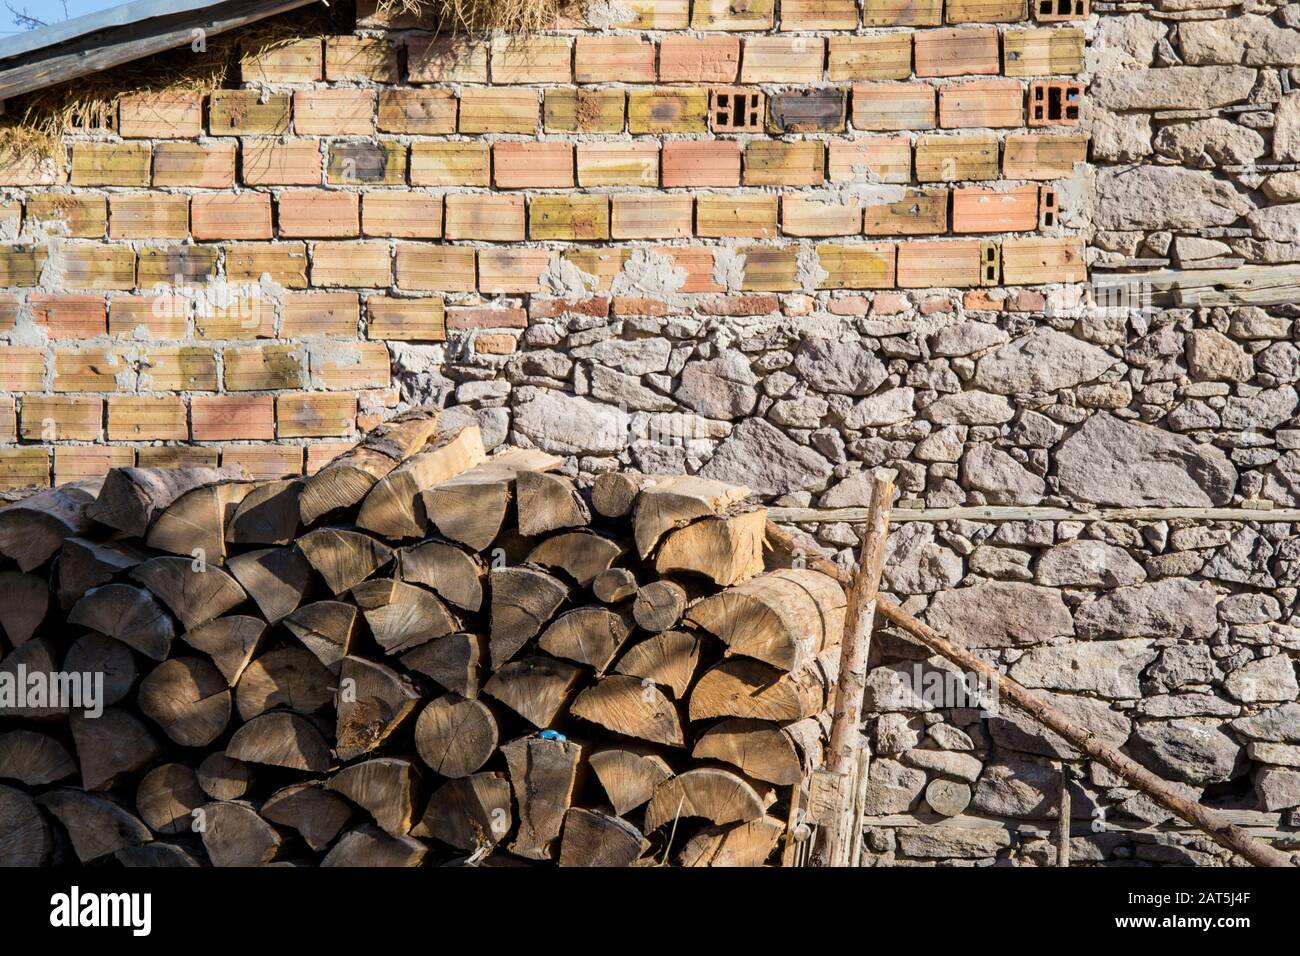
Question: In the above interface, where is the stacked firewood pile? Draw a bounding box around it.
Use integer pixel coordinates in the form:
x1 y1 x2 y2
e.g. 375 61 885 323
0 409 848 867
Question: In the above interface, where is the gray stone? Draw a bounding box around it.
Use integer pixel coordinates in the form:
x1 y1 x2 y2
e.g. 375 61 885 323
1201 528 1276 588
900 749 983 782
571 337 672 375
897 826 1010 859
1128 719 1244 785
989 691 1131 759
960 444 1045 506
699 418 832 494
1181 14 1300 67
676 350 758 420
1055 413 1238 507
1091 111 1152 163
971 759 1059 819
1009 639 1158 698
513 390 629 455
926 723 974 751
1091 66 1258 111
1223 655 1299 704
791 337 888 395
873 713 924 755
1219 592 1281 625
1139 693 1239 719
1246 742 1300 767
929 322 1009 358
769 395 828 428
1255 768 1300 811
973 328 1117 395
1278 93 1300 162
923 391 1014 425
588 366 677 411
1095 166 1253 231
1262 450 1300 506
1220 386 1297 430
1146 644 1221 692
1231 703 1300 743
1248 203 1300 243
844 387 915 428
926 580 1073 648
1075 578 1218 641
1153 119 1266 167
1186 328 1253 381
862 758 927 815
882 523 963 594
1035 540 1146 587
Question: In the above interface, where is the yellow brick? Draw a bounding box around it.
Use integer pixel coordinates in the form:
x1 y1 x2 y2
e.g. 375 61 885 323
395 245 477 292
137 245 217 286
118 92 202 138
577 142 658 187
326 141 407 186
1004 27 1084 76
52 347 134 392
863 188 949 235
916 134 1000 181
1002 132 1088 179
827 138 912 184
477 249 550 294
209 90 291 135
0 346 44 390
544 89 625 134
491 36 572 83
224 243 308 288
529 195 610 241
782 196 862 237
445 195 525 241
362 193 443 239
20 395 102 441
308 341 391 389
828 36 913 81
897 240 996 288
222 444 303 478
277 392 356 438
0 397 18 442
697 194 778 239
378 89 457 134
628 88 707 134
0 245 47 286
224 343 305 390
863 0 941 24
560 248 630 291
194 293 275 339
739 246 800 291
410 142 490 186
311 241 391 287
691 0 774 30
740 38 826 84
326 35 399 82
240 38 323 83
611 195 693 240
596 0 689 28
26 194 106 237
367 295 446 341
1001 236 1084 284
108 194 188 240
781 0 858 29
108 396 188 440
0 447 49 491
459 88 538 134
816 242 896 289
54 446 134 484
137 445 220 468
744 141 825 186
71 142 151 187
138 346 218 391
282 292 360 337
946 0 1027 23
57 245 136 291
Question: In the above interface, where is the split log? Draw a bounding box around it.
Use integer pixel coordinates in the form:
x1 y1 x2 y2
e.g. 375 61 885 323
614 631 701 699
644 767 768 833
488 565 570 668
262 782 353 851
131 556 247 632
589 748 673 816
201 800 282 866
117 843 201 867
0 784 53 865
351 578 457 654
692 718 810 786
559 808 647 867
538 606 635 674
235 646 335 720
197 752 254 801
526 531 625 586
655 510 766 586
515 470 590 537
633 476 749 557
401 632 485 698
592 567 637 603
56 536 146 608
226 712 331 772
283 601 358 669
37 789 150 863
591 470 651 518
398 539 485 611
135 763 205 834
64 633 137 705
227 478 301 545
326 757 417 836
571 675 685 747
500 735 582 861
413 773 511 852
0 730 76 785
181 615 266 686
296 528 393 595
336 656 420 761
677 817 785 867
227 547 312 623
67 583 174 660
145 478 253 563
686 568 847 671
422 448 562 551
632 579 690 633
71 709 162 791
137 657 231 747
0 571 48 646
322 824 427 867
414 695 498 778
689 651 838 723
89 465 244 538
0 638 65 718
299 405 443 525
0 480 99 571
356 424 486 538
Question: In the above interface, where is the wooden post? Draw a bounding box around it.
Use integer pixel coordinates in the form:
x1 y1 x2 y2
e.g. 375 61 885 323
809 470 894 868
764 519 1298 870
1057 766 1071 868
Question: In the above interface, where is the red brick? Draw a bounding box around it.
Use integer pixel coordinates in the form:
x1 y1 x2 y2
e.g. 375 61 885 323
853 83 936 130
191 193 272 240
915 27 1000 77
494 142 575 189
446 307 529 330
658 36 740 83
191 395 275 440
939 79 1025 128
277 190 360 238
662 141 740 187
30 293 106 339
575 36 656 83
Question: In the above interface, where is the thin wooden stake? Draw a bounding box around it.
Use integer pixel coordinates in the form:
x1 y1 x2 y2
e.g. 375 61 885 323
1057 766 1071 868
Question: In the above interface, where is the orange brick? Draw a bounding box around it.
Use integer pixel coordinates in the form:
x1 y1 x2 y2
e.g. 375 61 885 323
310 241 392 288
612 195 692 239
817 243 897 289
952 184 1041 233
897 240 994 288
658 36 740 83
224 343 305 391
691 0 774 30
308 341 390 389
863 0 941 24
109 294 188 339
137 245 217 286
224 243 308 288
20 395 102 441
1002 132 1087 179
378 89 457 134
395 245 477 292
744 141 824 186
192 395 274 440
240 38 322 83
662 140 740 187
915 27 1000 77
306 441 354 474
493 142 575 189
782 196 862 237
575 36 656 83
52 347 133 392
781 0 858 28
242 139 322 186
474 333 517 355
577 143 658 187
443 194 525 242
26 194 106 237
293 89 376 136
221 444 304 478
108 194 188 240
0 447 49 490
191 193 272 240
410 142 490 187
740 37 826 83
57 246 136 291
325 35 398 82
1000 236 1084 283
137 346 218 391
853 83 936 130
491 36 572 83
194 293 275 339
1027 79 1083 127
828 36 912 81
739 246 800 292
697 194 778 238
916 133 1000 181
153 142 236 188
30 293 106 339
118 91 202 138
282 292 360 337
209 90 291 135
71 142 151 187
477 249 550 294
54 446 134 484
947 0 1026 23
827 137 912 184
326 141 407 186
459 88 538 134
530 196 609 241
544 89 626 133
137 446 219 468
863 188 949 235
0 145 60 187
367 295 446 341
108 396 188 440
628 89 707 134
0 346 44 391
362 193 443 239
407 35 490 82
940 80 1024 128
277 392 356 438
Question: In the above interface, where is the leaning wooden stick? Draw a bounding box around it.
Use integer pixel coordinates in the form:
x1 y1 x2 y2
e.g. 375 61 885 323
764 518 1297 869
